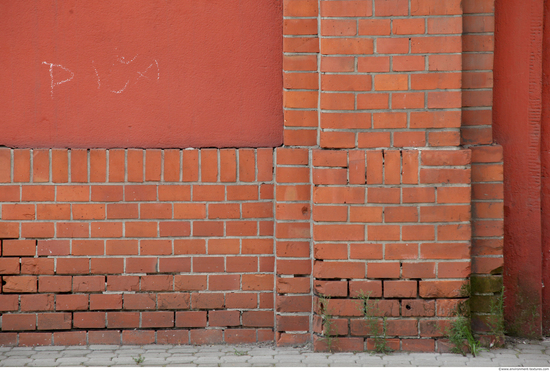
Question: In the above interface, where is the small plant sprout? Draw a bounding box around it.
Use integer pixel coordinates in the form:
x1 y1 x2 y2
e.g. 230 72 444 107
318 294 337 352
357 290 393 354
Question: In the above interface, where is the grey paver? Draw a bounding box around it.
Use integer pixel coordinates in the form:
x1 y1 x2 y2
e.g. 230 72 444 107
143 358 173 365
193 356 222 364
83 359 116 366
0 358 32 366
220 355 252 362
220 362 252 367
0 337 549 367
167 356 198 362
167 364 198 367
276 363 305 367
5 350 36 356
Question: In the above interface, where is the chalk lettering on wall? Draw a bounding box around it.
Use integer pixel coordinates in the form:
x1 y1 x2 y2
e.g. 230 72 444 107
155 60 160 80
136 60 160 83
117 55 138 65
42 61 75 98
43 57 159 97
110 80 130 94
92 61 101 89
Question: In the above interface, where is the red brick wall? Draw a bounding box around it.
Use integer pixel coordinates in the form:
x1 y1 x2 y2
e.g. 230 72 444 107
0 0 502 351
0 149 275 346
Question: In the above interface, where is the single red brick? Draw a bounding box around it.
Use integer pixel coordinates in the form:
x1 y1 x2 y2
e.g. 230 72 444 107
37 312 71 330
163 149 181 182
56 294 89 311
200 149 218 182
52 149 70 183
190 329 223 345
242 274 274 291
374 0 408 16
145 149 162 182
191 293 225 309
141 275 173 292
176 311 207 327
2 239 36 256
419 280 467 298
2 313 36 331
367 262 400 278
174 275 208 291
122 330 155 345
88 330 121 345
38 276 72 293
219 149 237 182
56 258 89 275
73 276 105 292
142 311 174 328
157 329 189 345
107 312 140 328
53 331 87 346
0 295 19 311
32 150 49 182
72 240 104 256
90 149 107 183
182 150 199 182
20 293 54 311
384 281 417 298
242 311 274 327
385 243 419 260
3 276 37 293
108 149 125 182
123 293 156 310
0 333 17 346
349 280 382 298
158 293 190 310
127 149 144 182
13 149 30 182
0 148 11 183
276 295 312 313
90 293 123 310
73 312 106 328
70 149 88 183
349 243 383 259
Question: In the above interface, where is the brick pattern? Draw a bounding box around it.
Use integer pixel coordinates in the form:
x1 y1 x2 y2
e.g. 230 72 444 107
275 148 313 345
283 0 319 146
311 149 471 352
0 148 275 345
0 0 504 351
319 0 463 150
460 0 503 344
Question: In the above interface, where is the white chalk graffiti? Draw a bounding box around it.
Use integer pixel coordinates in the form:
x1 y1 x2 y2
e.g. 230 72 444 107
43 56 159 98
110 80 129 94
136 60 160 83
92 61 101 89
42 61 75 98
116 54 138 65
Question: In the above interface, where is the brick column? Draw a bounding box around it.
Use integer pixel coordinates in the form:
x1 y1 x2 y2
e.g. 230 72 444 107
275 0 319 345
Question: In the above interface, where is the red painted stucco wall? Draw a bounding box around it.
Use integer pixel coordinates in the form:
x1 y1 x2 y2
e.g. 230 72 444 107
0 0 283 148
493 0 547 337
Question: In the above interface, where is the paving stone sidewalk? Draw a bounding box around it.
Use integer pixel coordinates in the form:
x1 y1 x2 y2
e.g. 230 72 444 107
1 339 550 367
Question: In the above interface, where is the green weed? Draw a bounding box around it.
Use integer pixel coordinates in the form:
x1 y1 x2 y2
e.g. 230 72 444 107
446 282 482 357
318 294 337 352
357 291 393 354
234 349 248 356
